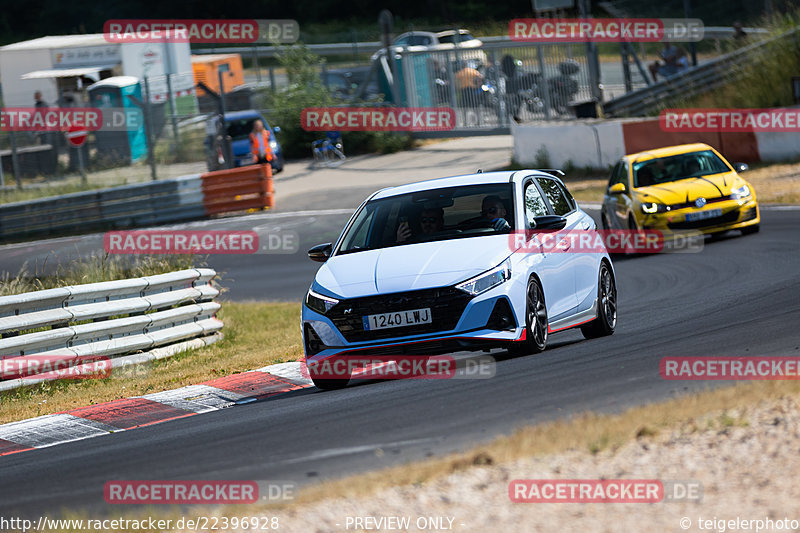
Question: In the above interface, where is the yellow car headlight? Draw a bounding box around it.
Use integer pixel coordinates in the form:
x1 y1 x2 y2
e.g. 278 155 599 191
641 202 667 214
731 184 751 200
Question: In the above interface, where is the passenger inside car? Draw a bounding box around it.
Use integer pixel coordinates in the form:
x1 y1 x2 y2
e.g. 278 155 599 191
684 158 702 176
480 195 511 231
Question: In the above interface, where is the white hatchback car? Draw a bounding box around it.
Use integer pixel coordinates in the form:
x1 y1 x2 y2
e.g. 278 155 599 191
372 29 487 66
302 171 617 389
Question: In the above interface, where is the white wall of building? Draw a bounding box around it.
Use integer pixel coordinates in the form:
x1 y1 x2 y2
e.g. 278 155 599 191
0 48 57 107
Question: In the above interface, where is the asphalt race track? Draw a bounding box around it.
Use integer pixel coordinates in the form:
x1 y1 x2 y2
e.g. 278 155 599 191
0 203 799 516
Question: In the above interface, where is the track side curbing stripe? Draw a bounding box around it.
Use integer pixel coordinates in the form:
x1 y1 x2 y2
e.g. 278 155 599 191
0 362 313 457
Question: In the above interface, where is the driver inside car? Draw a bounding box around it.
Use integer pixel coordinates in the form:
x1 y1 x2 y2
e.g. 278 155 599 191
481 195 511 231
396 207 445 243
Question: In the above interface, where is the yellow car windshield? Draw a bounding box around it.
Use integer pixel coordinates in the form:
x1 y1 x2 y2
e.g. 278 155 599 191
633 150 731 188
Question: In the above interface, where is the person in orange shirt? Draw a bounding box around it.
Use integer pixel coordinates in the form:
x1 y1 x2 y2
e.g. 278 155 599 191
454 65 483 91
249 120 273 165
454 63 484 107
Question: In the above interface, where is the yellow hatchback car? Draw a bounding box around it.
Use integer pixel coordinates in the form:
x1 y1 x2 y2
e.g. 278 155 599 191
601 143 760 236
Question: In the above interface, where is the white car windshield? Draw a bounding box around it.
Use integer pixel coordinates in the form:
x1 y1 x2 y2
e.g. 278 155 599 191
338 183 515 254
438 32 476 44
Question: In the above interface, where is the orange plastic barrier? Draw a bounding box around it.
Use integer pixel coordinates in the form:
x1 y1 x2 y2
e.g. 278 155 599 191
201 164 274 216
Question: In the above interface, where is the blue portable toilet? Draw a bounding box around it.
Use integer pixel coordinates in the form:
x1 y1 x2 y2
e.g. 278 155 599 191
87 76 147 164
374 53 433 107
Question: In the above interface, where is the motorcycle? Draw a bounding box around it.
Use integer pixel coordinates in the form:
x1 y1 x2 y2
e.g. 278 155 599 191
433 60 498 110
500 56 580 117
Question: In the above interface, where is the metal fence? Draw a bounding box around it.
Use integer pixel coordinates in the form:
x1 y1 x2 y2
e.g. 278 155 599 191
0 29 774 187
603 28 800 117
385 41 596 131
0 268 222 391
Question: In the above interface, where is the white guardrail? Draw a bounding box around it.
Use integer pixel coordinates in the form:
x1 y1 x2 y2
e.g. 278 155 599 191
0 268 223 391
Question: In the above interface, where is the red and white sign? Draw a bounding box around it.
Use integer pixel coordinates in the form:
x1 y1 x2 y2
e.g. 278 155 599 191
66 125 88 147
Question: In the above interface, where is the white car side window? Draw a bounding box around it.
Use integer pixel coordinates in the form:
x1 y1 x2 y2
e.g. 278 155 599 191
524 183 548 224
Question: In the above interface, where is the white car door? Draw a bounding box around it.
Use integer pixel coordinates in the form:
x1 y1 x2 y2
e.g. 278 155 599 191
551 179 598 310
523 178 578 319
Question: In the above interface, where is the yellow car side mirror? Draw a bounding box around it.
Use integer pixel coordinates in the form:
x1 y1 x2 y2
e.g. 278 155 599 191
608 183 626 195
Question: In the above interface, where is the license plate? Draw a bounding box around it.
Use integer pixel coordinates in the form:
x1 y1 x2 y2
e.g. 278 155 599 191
362 308 432 331
685 208 722 222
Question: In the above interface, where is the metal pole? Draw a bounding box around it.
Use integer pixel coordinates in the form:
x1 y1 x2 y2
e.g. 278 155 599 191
217 69 233 169
165 73 180 156
252 45 262 83
379 10 397 105
621 43 632 93
683 0 698 66
76 143 87 184
143 76 157 181
627 43 652 87
537 46 552 120
8 130 21 189
490 49 506 126
578 0 602 102
444 58 459 126
269 66 276 92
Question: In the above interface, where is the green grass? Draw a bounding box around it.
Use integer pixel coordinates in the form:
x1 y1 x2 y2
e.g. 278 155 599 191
666 9 800 111
0 300 302 424
0 182 108 205
0 249 305 424
0 253 200 296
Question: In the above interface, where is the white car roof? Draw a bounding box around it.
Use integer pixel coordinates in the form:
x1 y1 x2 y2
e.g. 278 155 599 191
436 29 473 37
394 31 437 40
370 170 554 200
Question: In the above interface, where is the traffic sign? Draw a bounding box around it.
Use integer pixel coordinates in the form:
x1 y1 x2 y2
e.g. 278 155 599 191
66 126 88 147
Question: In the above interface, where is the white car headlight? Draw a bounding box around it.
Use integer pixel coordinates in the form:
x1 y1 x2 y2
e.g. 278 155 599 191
731 184 751 200
641 202 667 214
306 288 339 314
455 259 511 296
269 140 278 150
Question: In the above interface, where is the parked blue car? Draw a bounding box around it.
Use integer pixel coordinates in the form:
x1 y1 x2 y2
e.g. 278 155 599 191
204 110 284 172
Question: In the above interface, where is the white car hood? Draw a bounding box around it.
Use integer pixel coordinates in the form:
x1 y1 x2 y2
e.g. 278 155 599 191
315 236 513 298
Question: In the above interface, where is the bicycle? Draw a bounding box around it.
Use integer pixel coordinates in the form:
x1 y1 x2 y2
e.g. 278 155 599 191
311 132 346 168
